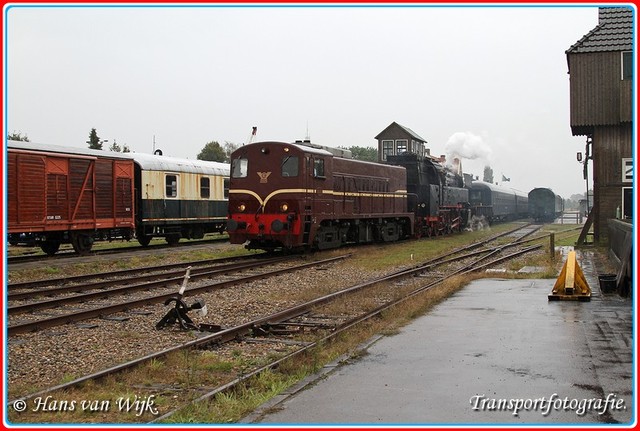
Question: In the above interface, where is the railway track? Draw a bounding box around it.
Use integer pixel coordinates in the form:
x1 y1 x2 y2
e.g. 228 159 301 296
7 235 229 265
8 253 268 292
7 254 348 336
8 224 552 422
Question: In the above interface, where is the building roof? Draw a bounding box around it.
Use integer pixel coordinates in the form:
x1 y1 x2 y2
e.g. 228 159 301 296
374 121 428 143
566 7 634 53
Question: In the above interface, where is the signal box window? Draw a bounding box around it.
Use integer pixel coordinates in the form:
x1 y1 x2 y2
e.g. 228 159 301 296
200 177 210 199
282 156 298 177
313 159 325 178
232 158 248 178
166 175 178 198
382 140 394 160
396 139 408 154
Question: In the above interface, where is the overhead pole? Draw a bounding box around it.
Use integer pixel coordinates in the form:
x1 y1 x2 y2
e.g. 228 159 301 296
246 126 257 145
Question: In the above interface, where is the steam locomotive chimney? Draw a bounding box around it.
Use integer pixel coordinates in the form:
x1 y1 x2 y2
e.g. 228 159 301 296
452 157 462 176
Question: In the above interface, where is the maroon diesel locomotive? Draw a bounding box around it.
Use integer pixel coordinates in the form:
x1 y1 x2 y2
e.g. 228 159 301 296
226 140 414 250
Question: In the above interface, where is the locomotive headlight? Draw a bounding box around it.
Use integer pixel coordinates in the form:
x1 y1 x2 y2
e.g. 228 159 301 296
280 203 289 212
237 204 246 212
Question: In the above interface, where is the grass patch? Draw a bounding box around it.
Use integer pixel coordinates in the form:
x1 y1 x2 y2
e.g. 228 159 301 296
165 369 302 424
345 223 521 272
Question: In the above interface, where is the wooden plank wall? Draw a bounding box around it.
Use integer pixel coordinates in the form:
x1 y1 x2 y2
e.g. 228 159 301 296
568 51 632 128
592 123 633 242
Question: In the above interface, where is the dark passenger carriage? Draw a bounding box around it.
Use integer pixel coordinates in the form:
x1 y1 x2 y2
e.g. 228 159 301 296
469 181 529 222
528 187 563 222
227 140 414 250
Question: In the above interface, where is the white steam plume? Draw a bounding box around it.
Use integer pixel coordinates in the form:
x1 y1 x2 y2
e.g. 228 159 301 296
445 132 492 162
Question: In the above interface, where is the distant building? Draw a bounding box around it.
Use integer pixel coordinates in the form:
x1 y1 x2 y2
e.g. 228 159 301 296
566 6 633 243
375 122 428 163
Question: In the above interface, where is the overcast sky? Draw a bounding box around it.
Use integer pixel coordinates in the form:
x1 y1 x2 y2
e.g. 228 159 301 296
5 4 606 198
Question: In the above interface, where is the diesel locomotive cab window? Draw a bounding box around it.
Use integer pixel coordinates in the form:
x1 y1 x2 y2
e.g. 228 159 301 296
281 156 298 177
166 175 178 198
232 157 248 178
313 158 325 178
200 177 210 199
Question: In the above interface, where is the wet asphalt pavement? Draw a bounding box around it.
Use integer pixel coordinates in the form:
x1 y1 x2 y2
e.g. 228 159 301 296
243 249 634 425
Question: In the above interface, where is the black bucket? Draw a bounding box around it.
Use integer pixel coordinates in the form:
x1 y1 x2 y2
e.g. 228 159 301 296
598 274 617 293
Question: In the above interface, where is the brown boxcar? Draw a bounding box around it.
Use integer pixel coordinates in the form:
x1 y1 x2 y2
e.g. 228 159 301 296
227 140 414 250
7 141 135 255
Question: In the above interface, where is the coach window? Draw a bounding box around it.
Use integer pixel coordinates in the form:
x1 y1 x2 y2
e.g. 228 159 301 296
313 158 325 178
282 156 299 177
200 177 210 199
166 175 178 198
231 157 248 178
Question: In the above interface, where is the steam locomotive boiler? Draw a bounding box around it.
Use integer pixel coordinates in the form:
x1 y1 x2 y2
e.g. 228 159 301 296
386 153 470 237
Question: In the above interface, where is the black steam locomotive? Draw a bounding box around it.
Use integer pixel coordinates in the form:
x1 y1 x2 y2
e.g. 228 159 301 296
386 153 470 237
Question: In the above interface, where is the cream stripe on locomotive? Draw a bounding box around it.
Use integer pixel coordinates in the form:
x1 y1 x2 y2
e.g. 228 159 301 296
230 188 409 213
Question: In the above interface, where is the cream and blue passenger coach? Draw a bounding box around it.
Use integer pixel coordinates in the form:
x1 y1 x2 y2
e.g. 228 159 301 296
130 152 229 246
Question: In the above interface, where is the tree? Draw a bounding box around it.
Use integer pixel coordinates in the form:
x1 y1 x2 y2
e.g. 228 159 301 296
7 132 29 142
87 128 103 150
340 146 378 162
223 142 240 162
483 165 494 183
109 140 121 152
197 141 226 162
107 139 131 153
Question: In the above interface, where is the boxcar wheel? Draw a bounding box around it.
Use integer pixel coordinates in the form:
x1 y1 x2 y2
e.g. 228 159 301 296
40 240 60 256
137 235 151 247
71 233 93 255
